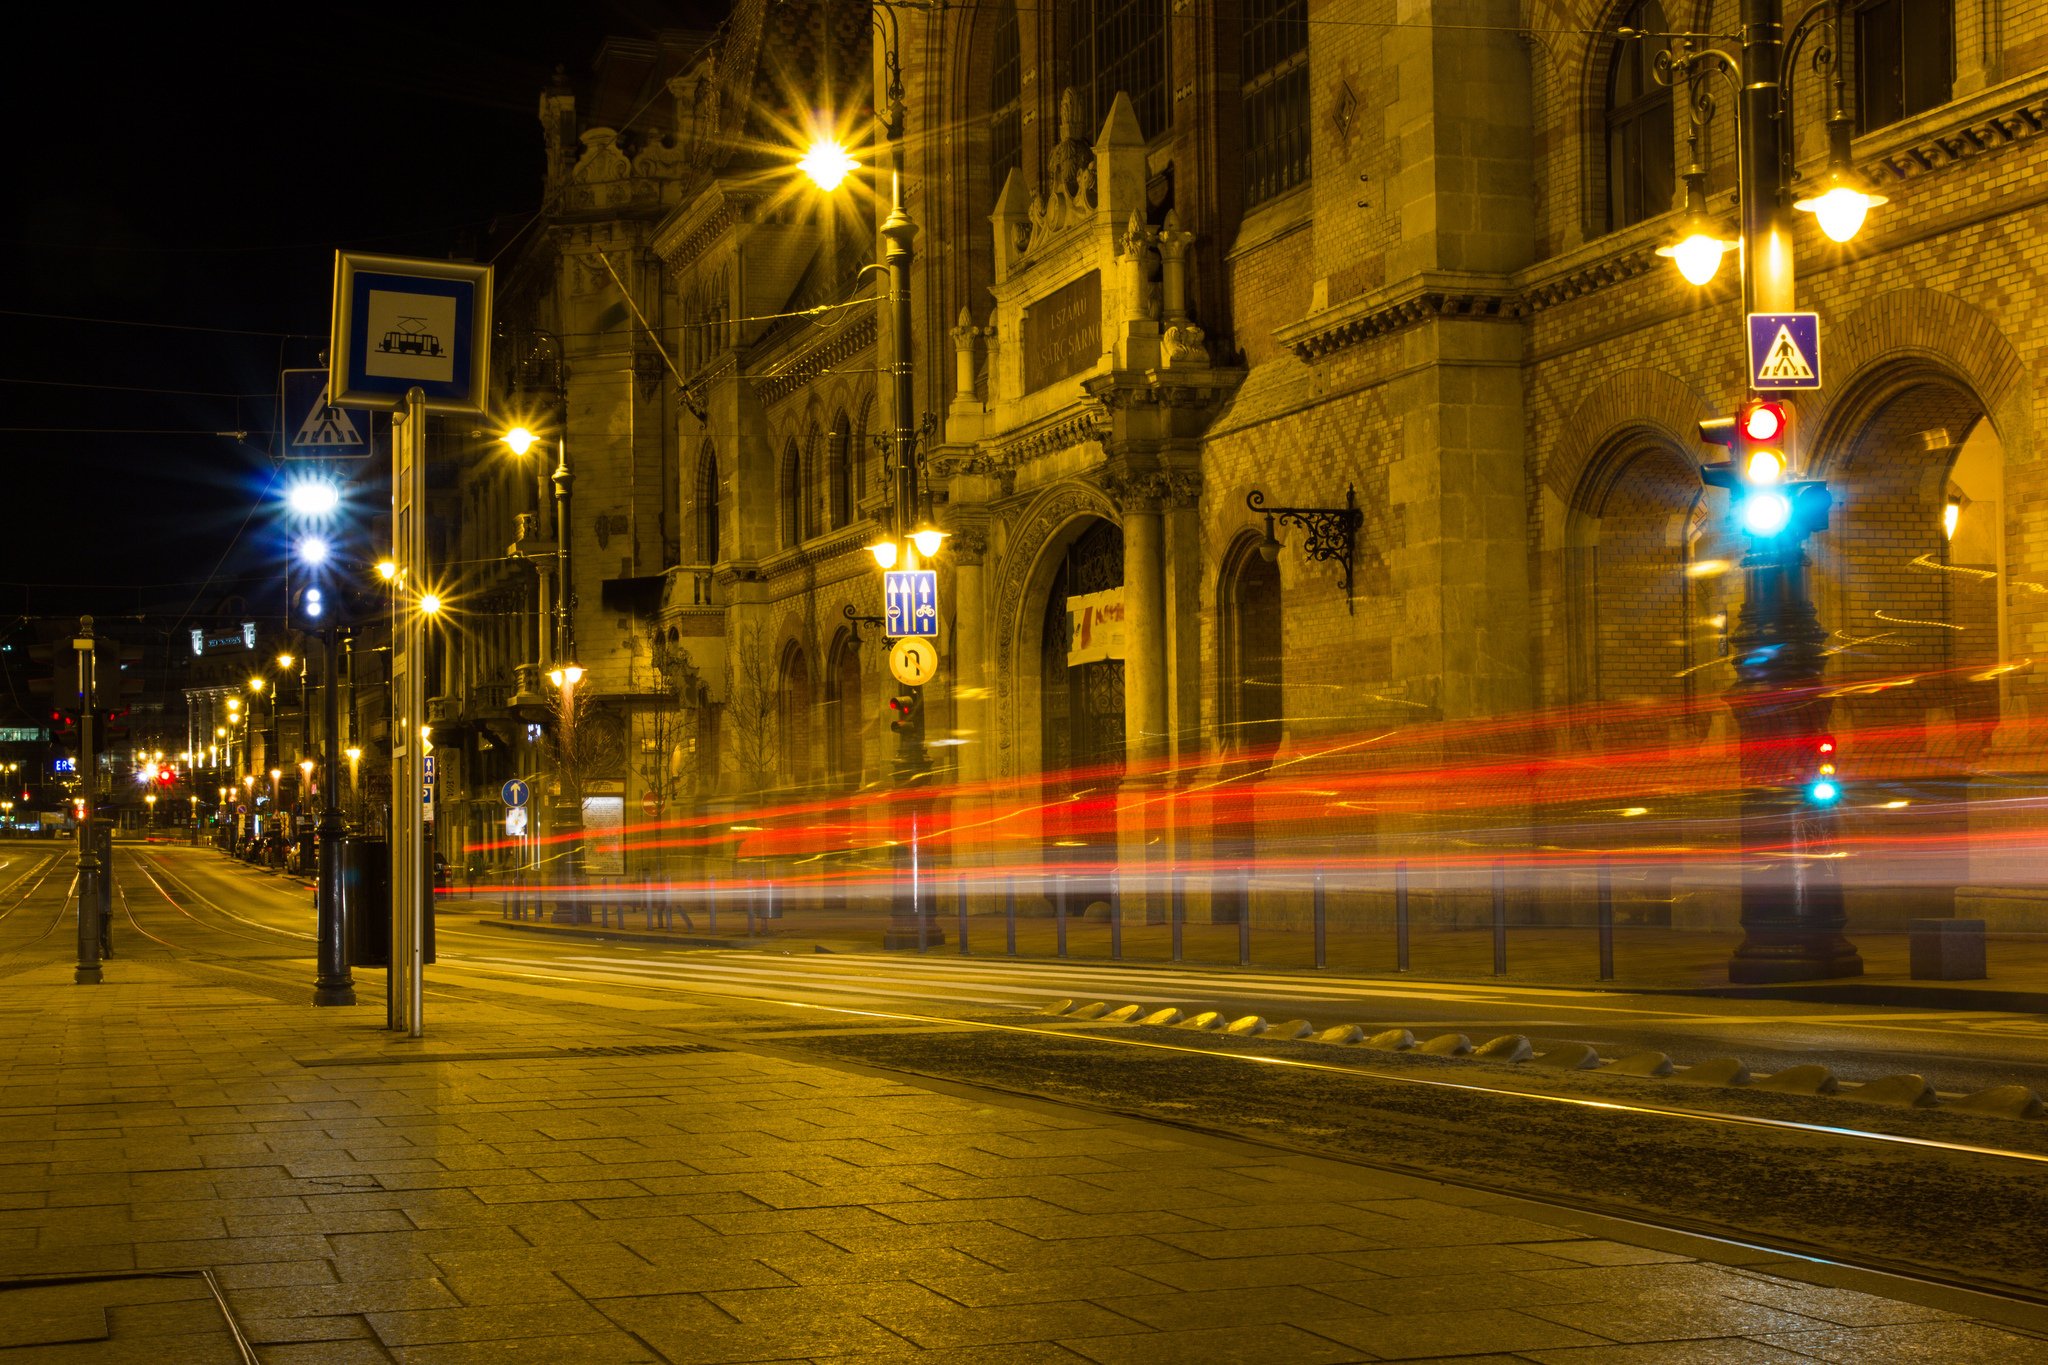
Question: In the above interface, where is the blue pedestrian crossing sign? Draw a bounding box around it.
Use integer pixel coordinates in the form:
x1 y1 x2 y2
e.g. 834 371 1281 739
1748 312 1822 390
280 368 378 459
501 779 530 809
884 570 940 638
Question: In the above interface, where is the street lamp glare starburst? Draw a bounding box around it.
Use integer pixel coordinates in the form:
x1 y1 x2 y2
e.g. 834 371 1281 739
799 139 859 192
504 426 538 457
297 535 330 566
286 479 341 518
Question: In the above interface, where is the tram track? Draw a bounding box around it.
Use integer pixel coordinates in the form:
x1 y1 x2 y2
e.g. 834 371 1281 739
0 849 77 960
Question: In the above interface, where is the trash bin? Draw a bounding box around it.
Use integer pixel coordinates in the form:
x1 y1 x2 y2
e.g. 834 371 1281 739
1910 918 1985 980
342 836 389 968
341 835 435 968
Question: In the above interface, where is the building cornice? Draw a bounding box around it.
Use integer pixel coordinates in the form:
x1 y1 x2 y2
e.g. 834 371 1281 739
1275 272 1524 362
754 313 876 407
1859 72 2048 185
651 183 761 270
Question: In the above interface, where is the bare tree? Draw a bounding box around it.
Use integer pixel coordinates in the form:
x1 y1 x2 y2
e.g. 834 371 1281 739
549 687 624 809
724 622 777 791
638 627 706 810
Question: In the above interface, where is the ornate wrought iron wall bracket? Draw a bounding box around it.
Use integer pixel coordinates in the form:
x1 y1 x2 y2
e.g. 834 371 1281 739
1247 484 1362 612
843 604 887 645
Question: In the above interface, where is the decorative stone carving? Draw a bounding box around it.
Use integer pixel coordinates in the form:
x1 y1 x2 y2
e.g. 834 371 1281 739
1048 88 1092 198
1102 468 1202 515
949 527 990 565
951 307 980 400
1119 212 1160 325
573 128 632 183
1163 322 1210 369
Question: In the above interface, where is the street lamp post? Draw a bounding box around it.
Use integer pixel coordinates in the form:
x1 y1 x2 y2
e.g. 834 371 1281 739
802 21 951 948
1654 0 1884 982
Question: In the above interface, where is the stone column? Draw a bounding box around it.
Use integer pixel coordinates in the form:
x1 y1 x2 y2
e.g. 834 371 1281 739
1122 494 1168 768
951 529 990 784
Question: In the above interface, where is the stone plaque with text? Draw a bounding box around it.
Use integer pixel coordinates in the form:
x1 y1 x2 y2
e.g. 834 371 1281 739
1023 271 1102 394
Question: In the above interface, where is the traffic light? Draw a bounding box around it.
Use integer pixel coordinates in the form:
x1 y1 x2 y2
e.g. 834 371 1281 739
886 691 921 735
1700 398 1830 543
1807 736 1841 805
294 584 328 629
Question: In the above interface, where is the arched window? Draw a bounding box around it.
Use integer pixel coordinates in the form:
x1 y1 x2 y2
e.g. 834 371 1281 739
825 628 863 785
801 427 822 541
1605 1 1674 232
778 644 812 785
988 3 1022 205
1221 537 1284 752
779 438 802 549
695 444 720 565
827 412 852 529
1067 0 1169 138
1242 0 1309 207
1855 0 1953 132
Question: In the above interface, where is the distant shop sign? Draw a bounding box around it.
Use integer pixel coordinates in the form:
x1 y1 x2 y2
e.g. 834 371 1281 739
0 727 46 743
191 623 257 656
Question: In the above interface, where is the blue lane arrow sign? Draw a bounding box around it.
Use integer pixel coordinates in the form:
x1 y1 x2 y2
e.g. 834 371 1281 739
502 779 529 809
884 570 940 638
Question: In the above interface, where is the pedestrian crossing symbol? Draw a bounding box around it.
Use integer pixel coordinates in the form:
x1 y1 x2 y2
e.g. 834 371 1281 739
1747 312 1822 390
281 367 379 458
294 391 364 450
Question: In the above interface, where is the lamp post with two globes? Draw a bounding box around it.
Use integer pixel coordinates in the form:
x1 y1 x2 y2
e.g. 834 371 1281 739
801 41 955 945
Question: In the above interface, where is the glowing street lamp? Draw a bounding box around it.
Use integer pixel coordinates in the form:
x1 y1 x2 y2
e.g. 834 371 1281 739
376 559 398 582
547 664 584 689
798 139 859 193
503 426 538 457
285 478 341 518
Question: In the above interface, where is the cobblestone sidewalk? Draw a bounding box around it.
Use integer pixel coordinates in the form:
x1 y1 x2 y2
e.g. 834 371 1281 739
3 957 2045 1363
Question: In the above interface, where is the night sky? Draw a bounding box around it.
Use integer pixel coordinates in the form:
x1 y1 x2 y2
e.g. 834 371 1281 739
3 5 712 623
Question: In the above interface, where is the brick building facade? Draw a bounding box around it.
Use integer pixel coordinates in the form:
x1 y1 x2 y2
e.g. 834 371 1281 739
433 0 2048 931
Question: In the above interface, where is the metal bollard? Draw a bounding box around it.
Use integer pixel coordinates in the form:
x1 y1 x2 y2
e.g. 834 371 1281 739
1238 868 1251 967
1170 868 1185 963
1597 858 1615 981
1395 860 1410 972
1313 871 1327 970
1055 875 1068 958
957 874 969 956
1005 876 1017 956
1109 878 1122 961
1492 860 1507 976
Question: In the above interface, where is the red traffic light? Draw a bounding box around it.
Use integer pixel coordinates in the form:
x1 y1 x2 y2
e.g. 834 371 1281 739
1742 400 1787 443
157 766 178 786
1817 737 1835 756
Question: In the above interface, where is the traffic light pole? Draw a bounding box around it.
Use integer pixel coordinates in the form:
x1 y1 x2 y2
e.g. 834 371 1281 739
313 625 355 1005
1722 0 1861 982
73 616 101 985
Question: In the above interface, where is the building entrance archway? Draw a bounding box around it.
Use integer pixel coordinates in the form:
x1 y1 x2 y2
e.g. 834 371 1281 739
1037 516 1125 905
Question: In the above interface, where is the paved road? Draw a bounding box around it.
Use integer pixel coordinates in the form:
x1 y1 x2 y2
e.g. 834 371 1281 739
15 841 2048 1303
89 842 2048 1100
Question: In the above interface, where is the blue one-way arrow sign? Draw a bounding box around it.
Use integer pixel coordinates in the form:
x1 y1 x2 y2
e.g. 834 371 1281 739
884 570 940 638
